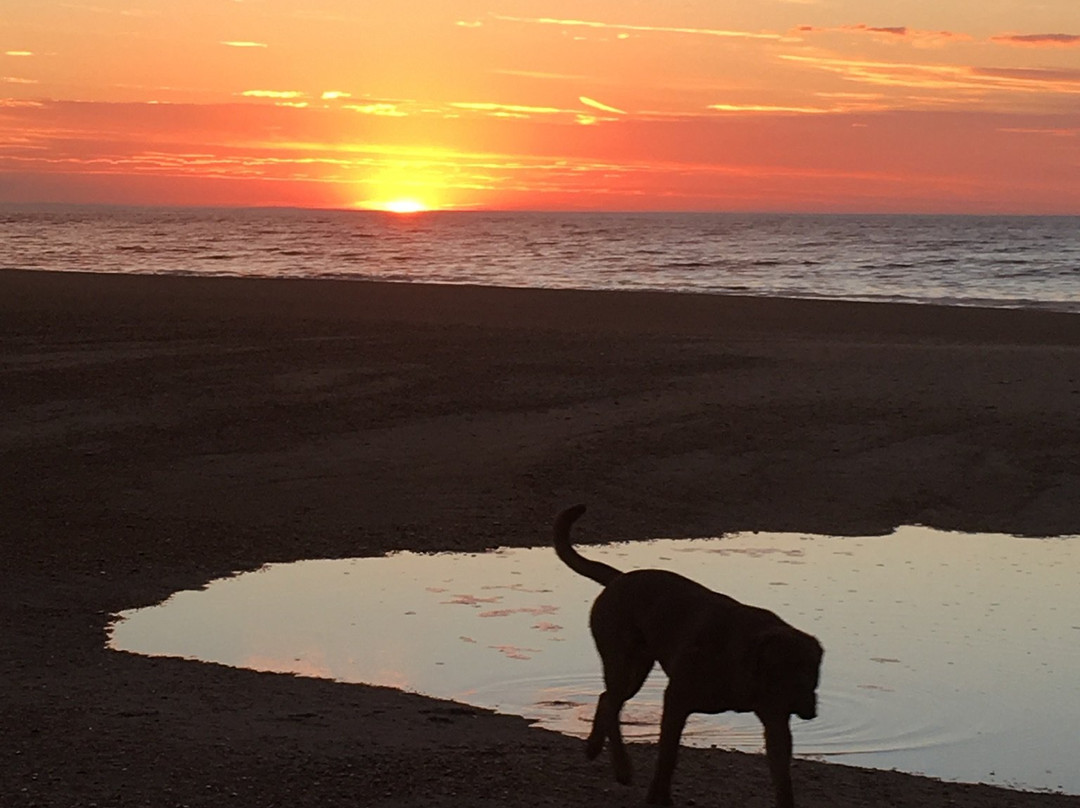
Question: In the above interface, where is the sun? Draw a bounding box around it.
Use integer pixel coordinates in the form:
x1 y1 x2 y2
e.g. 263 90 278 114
379 198 429 214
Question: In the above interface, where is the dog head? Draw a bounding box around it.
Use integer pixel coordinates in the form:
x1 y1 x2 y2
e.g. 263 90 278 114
755 627 823 720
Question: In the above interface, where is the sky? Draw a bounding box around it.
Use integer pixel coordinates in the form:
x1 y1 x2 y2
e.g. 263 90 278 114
2 0 1079 213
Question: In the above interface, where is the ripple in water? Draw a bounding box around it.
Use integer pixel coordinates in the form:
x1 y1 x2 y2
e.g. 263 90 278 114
108 527 1079 795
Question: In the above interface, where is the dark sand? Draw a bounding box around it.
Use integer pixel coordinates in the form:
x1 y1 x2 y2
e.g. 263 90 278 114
3 268 1079 807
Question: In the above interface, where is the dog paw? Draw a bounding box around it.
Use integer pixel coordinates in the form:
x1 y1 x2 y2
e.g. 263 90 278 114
585 735 604 760
646 781 673 806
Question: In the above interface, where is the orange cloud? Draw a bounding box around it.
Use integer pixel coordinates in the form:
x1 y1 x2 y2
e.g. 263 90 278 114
708 103 828 115
491 14 788 42
579 96 625 115
450 101 566 118
240 89 304 99
795 24 971 47
779 54 1080 96
992 33 1080 48
973 66 1080 85
999 127 1078 137
344 102 407 117
493 69 589 82
220 41 268 48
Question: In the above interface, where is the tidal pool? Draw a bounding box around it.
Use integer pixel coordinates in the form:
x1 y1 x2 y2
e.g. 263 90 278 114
108 526 1079 794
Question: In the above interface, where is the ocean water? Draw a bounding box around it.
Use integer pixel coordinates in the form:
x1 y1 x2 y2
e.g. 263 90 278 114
2 205 1078 312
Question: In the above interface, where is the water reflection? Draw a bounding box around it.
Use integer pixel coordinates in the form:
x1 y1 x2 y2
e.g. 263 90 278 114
108 526 1079 794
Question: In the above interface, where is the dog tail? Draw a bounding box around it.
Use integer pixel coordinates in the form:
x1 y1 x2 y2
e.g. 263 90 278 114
553 504 622 586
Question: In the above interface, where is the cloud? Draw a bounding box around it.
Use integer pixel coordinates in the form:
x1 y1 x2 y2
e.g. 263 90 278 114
796 24 970 47
321 91 351 101
240 90 303 99
992 33 1080 47
5 51 35 57
864 26 907 36
344 102 407 117
972 66 1080 84
998 127 1078 137
708 103 828 114
579 96 625 114
780 54 1080 95
493 69 591 82
220 41 268 48
491 14 788 42
2 76 39 84
450 101 565 117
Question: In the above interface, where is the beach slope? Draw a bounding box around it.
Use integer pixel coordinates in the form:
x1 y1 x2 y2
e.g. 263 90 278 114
2 269 1079 807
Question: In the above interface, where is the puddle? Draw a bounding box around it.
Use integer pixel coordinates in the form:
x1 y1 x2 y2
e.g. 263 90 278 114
108 526 1079 795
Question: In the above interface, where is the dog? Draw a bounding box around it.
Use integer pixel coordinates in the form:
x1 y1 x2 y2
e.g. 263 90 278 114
554 504 823 807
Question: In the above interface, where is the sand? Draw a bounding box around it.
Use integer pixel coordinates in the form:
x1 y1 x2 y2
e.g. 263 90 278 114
2 268 1079 807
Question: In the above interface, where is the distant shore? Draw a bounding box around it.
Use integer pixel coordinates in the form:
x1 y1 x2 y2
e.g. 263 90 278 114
3 268 1079 807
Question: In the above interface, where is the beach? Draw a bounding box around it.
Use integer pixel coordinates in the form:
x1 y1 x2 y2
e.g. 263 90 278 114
3 267 1079 807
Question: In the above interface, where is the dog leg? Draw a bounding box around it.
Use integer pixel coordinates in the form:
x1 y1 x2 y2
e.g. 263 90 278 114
645 688 691 806
592 691 633 785
759 712 795 808
587 690 635 785
588 653 653 785
586 692 620 762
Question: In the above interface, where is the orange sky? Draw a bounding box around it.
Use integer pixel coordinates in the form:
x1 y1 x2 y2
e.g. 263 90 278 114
2 1 1079 212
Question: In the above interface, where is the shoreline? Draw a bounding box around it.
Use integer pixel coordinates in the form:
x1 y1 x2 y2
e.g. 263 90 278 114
9 264 1080 319
6 267 1080 342
3 268 1079 807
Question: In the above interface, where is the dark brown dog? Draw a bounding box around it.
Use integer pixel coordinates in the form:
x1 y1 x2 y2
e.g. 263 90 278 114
554 504 823 807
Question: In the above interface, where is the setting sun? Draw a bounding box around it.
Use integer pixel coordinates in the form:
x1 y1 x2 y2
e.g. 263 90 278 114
380 199 429 214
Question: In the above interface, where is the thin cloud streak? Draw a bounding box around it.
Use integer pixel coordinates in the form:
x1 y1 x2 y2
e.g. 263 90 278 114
492 69 591 83
780 54 1080 96
240 90 303 99
579 96 626 115
343 102 407 117
490 14 790 42
992 33 1080 47
795 24 971 47
450 101 566 116
708 103 828 114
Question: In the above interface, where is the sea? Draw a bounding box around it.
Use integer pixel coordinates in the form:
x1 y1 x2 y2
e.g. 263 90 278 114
2 205 1078 312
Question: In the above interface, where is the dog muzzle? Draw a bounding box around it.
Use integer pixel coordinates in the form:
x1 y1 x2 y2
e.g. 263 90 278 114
795 696 817 721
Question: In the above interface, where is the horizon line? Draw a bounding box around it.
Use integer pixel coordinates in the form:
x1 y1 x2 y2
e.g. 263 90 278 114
1 201 1078 217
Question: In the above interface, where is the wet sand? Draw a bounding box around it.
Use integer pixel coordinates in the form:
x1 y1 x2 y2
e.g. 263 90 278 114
3 268 1079 807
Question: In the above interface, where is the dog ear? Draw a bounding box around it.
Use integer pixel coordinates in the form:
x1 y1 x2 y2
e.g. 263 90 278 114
756 627 822 672
752 627 817 695
753 627 792 679
753 627 823 718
